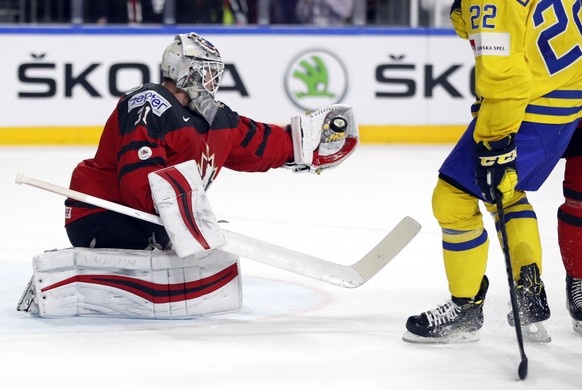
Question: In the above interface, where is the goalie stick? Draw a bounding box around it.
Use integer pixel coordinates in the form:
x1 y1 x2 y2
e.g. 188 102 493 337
15 172 421 288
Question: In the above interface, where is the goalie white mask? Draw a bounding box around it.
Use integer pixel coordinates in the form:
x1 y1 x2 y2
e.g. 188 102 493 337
161 33 225 123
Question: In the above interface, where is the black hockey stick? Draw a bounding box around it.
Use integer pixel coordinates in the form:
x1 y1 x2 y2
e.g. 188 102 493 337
496 191 528 380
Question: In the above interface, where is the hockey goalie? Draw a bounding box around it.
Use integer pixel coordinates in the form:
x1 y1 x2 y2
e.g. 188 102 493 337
17 32 359 319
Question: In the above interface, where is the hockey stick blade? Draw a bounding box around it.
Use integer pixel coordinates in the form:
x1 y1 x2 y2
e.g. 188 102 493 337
222 216 420 288
15 172 420 288
519 359 528 380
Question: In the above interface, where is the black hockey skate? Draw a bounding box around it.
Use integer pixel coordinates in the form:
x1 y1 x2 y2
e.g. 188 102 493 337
507 263 551 343
566 275 582 335
403 275 488 344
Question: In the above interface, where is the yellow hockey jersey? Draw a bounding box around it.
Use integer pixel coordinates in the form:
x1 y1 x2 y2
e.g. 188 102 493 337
451 0 582 142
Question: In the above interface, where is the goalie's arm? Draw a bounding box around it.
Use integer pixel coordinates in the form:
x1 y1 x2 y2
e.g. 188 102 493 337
222 114 295 172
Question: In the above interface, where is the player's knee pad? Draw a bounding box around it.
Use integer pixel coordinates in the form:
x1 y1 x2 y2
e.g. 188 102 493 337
485 191 542 280
19 247 241 319
558 156 582 278
432 177 484 231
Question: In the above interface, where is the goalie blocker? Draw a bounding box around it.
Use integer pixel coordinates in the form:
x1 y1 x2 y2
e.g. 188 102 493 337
149 160 226 258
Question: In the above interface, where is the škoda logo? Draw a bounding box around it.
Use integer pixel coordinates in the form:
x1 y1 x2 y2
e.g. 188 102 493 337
284 49 348 111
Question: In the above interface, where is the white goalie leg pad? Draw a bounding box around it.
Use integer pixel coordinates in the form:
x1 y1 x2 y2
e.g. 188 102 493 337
148 160 226 258
28 247 241 319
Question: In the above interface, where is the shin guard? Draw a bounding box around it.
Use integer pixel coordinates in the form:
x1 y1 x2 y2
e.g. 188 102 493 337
486 193 542 280
432 178 488 297
558 156 582 278
442 228 489 298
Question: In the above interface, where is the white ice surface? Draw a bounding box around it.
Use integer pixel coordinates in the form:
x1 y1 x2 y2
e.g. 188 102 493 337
1 145 581 389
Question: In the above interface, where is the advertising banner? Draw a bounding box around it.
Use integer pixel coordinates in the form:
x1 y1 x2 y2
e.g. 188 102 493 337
1 28 476 143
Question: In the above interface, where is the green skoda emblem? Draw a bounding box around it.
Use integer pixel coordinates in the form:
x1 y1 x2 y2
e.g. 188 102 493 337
285 50 348 111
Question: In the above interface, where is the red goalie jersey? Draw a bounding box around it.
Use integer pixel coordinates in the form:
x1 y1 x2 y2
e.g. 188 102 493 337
65 83 294 225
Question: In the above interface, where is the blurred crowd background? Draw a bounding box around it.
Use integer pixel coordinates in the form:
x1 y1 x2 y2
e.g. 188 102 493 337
0 0 453 28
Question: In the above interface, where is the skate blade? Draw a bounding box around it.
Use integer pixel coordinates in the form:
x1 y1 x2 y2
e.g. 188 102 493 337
521 321 551 343
402 331 479 344
572 320 582 335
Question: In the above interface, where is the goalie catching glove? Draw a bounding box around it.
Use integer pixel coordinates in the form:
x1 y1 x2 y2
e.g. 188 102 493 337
286 104 358 174
475 134 518 203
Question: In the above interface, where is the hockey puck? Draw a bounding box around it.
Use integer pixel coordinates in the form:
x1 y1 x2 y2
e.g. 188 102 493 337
329 117 347 133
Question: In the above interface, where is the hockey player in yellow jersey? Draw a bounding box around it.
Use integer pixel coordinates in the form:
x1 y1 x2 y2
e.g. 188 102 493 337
404 0 582 343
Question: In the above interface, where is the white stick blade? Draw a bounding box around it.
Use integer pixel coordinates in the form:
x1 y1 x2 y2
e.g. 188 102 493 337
15 172 25 185
351 216 421 282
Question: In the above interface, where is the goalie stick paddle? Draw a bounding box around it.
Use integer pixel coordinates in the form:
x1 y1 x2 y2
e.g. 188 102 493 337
496 192 528 380
15 173 421 288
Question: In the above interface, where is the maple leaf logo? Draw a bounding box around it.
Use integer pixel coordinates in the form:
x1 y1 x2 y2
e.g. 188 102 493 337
197 143 218 191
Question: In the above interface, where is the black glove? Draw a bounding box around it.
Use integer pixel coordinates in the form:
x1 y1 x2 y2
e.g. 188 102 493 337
474 134 518 203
